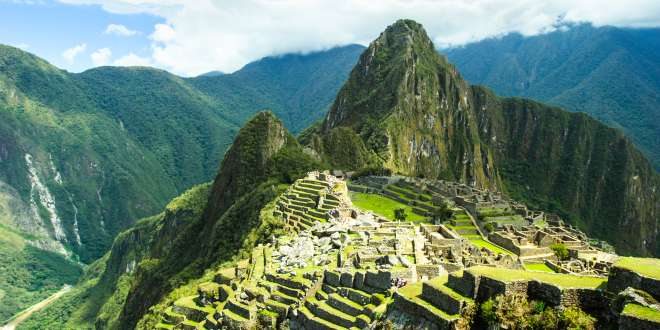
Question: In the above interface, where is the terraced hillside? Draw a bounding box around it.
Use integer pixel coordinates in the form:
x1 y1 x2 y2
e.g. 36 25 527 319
274 178 341 231
144 172 660 330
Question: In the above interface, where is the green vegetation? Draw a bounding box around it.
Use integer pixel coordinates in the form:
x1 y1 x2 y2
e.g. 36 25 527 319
613 257 660 279
22 111 322 330
0 44 361 325
524 263 555 273
0 240 82 323
550 243 570 261
397 282 460 320
429 200 453 223
478 293 596 329
394 208 408 222
349 192 426 222
469 239 514 256
622 303 660 323
468 266 606 289
446 24 660 170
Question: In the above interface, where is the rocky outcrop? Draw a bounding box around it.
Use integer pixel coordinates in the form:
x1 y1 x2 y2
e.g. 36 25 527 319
204 111 292 223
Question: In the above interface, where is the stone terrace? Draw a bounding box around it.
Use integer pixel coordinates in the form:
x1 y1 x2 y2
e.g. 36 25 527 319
153 172 659 330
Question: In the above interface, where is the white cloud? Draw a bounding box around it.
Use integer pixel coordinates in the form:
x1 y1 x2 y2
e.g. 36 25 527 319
113 52 151 66
61 43 87 64
150 23 175 42
14 43 30 50
57 0 660 76
105 23 139 36
91 47 112 66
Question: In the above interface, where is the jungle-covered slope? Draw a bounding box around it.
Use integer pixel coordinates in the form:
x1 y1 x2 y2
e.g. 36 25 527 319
305 19 659 256
445 24 660 169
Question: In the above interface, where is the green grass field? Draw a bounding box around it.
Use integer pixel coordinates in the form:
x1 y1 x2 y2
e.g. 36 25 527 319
349 192 427 222
614 257 660 280
468 266 606 289
468 238 514 256
622 303 660 322
524 263 555 273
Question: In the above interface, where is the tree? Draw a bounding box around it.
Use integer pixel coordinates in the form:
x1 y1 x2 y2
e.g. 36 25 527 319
430 200 453 223
484 222 495 233
550 243 570 261
394 208 407 222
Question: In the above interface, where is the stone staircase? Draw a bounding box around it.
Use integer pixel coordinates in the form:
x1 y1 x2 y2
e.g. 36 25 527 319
274 179 340 231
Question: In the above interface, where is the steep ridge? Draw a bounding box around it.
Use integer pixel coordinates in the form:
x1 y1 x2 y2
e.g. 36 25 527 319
319 20 500 189
306 19 659 256
17 112 322 329
445 24 660 169
115 112 320 329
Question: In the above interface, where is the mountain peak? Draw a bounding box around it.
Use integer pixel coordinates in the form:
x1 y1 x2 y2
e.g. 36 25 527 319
203 110 292 222
323 19 459 131
377 19 434 49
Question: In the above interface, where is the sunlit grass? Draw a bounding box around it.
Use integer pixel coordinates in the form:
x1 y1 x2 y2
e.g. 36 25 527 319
349 192 427 222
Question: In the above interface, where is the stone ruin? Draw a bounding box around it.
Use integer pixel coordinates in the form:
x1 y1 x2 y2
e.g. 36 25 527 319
154 172 659 330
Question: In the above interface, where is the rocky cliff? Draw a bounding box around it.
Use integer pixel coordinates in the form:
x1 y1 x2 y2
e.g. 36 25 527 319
309 19 659 256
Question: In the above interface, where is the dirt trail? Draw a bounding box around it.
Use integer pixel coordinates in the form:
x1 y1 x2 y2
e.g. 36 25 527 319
1 285 72 330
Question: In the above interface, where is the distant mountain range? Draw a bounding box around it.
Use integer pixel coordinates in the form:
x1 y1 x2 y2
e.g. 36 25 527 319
445 23 660 169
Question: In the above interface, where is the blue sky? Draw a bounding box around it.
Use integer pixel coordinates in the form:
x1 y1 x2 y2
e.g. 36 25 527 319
0 0 162 72
1 1 659 76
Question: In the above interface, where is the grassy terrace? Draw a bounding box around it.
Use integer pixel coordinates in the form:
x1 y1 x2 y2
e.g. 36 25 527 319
349 192 427 222
622 303 660 323
425 274 472 302
469 238 514 256
397 281 460 320
614 257 660 279
467 266 606 289
524 263 555 273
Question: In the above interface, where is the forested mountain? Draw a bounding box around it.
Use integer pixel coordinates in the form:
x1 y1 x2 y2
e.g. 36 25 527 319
303 20 659 257
0 44 360 322
190 44 365 133
444 24 660 169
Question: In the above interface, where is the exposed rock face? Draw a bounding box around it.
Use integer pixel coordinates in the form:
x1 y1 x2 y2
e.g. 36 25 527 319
323 20 499 189
313 19 659 256
204 111 291 223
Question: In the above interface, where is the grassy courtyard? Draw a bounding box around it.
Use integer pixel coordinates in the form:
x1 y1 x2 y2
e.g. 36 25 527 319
524 263 555 273
467 266 606 289
468 238 514 256
349 192 427 222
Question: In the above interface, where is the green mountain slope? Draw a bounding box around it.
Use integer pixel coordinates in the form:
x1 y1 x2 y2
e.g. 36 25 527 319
306 20 659 256
444 24 660 169
189 44 365 133
0 44 358 322
18 111 322 330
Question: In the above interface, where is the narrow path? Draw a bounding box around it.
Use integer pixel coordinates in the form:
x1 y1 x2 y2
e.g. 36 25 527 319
1 285 72 330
